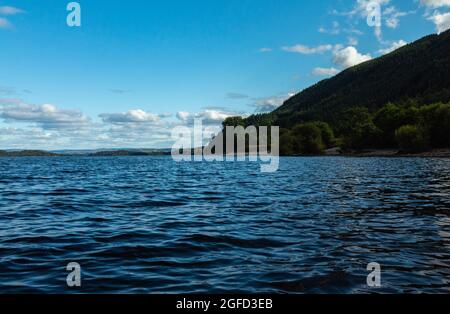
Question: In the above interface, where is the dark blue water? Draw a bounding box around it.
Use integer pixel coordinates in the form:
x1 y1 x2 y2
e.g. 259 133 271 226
0 157 449 293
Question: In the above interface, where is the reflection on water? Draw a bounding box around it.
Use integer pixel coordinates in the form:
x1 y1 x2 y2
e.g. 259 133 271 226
0 157 449 293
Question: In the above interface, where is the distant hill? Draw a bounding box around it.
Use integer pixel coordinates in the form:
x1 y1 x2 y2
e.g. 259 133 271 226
274 29 450 129
221 30 450 154
0 150 61 157
89 150 170 157
51 148 171 155
0 149 171 157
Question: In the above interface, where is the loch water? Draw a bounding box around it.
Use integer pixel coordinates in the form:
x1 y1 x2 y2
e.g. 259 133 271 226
0 156 449 293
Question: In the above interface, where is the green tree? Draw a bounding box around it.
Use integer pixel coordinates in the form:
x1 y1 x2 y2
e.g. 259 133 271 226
313 121 335 148
245 113 275 127
222 116 245 128
292 123 325 154
374 103 420 146
395 125 427 152
336 107 373 137
279 131 296 156
343 121 382 149
419 103 450 148
337 107 382 149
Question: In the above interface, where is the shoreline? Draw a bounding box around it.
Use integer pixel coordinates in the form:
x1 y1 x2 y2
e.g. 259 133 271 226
322 148 450 158
1 148 450 158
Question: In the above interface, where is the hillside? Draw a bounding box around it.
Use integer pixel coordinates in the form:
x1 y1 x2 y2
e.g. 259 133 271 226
0 150 61 157
0 149 172 157
274 29 450 129
222 30 450 154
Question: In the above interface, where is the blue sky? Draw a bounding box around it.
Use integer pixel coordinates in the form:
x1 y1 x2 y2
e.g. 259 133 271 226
0 0 449 149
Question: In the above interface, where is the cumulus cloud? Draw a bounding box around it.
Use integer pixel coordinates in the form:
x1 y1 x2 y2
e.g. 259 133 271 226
419 0 450 33
176 111 190 122
332 46 372 68
198 110 234 124
0 99 90 129
0 99 115 149
176 109 241 125
0 99 235 149
102 122 174 148
282 44 334 54
0 126 60 149
428 11 450 33
312 67 340 77
0 123 175 150
0 100 178 149
378 39 408 55
99 109 168 124
420 0 450 8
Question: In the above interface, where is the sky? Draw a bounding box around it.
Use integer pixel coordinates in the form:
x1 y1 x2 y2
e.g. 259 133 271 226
0 0 449 149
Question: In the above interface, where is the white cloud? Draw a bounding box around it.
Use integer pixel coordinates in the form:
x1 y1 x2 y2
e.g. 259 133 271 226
0 122 176 150
198 110 233 124
332 46 372 68
0 99 90 129
378 39 408 54
176 111 190 122
0 6 24 15
0 99 240 149
176 109 240 125
420 0 450 8
282 44 334 54
428 11 450 33
251 93 295 112
383 6 412 29
0 101 176 149
102 122 173 148
342 0 412 41
0 126 60 149
259 48 272 53
312 67 340 77
99 109 167 123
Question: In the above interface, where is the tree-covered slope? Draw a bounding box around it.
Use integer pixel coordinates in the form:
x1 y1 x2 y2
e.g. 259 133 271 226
275 29 450 128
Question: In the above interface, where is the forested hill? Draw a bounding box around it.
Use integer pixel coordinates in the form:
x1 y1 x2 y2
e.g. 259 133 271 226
274 29 450 128
222 30 450 154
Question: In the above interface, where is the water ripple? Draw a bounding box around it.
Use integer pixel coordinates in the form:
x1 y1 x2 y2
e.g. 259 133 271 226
0 156 449 293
